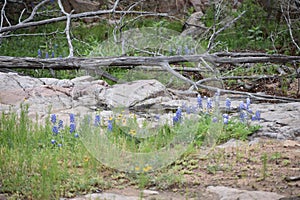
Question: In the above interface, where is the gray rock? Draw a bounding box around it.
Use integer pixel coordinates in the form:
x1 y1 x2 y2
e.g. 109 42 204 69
207 186 285 200
181 11 207 38
103 79 170 109
0 72 299 141
69 192 139 200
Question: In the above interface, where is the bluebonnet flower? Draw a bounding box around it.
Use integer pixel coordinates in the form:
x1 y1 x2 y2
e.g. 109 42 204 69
51 139 56 144
207 98 213 110
197 94 203 109
70 123 76 133
69 113 75 123
74 133 79 138
94 115 101 126
173 107 182 125
175 107 182 120
58 143 62 147
58 120 63 129
38 49 42 58
50 0 55 3
107 119 113 132
225 98 231 110
255 110 261 120
239 101 245 111
51 51 55 58
184 45 190 55
212 117 218 123
190 106 197 114
240 111 246 122
186 106 191 114
246 97 251 109
173 115 180 124
45 52 49 58
52 126 59 135
223 117 229 124
51 114 56 124
222 113 229 119
154 115 160 120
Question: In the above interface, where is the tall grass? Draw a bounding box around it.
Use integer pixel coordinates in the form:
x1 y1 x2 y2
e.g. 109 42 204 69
0 97 260 199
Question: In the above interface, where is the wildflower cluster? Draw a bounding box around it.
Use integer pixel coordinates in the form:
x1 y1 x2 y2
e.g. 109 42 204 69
222 97 261 125
37 46 62 59
168 45 195 55
50 113 79 147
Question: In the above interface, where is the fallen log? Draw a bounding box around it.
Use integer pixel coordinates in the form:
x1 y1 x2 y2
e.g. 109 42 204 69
0 52 299 70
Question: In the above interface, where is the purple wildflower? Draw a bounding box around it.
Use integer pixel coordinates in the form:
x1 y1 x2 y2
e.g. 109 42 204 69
239 101 245 111
225 98 231 110
255 110 261 121
45 52 49 59
50 114 56 124
38 49 42 58
58 143 62 147
175 107 182 120
184 46 190 55
69 113 75 123
70 123 76 133
212 117 218 123
58 120 63 129
222 113 229 119
52 126 59 135
207 98 213 110
197 94 203 109
240 111 246 122
107 119 113 132
223 117 228 124
173 115 179 125
51 51 55 58
94 115 101 126
74 133 79 138
246 97 251 109
51 139 56 144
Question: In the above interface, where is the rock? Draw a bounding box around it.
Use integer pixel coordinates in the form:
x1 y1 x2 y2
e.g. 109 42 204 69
181 11 207 38
0 72 300 141
249 102 300 141
142 189 159 196
189 0 210 12
103 79 170 109
69 192 139 200
207 186 285 200
61 0 103 14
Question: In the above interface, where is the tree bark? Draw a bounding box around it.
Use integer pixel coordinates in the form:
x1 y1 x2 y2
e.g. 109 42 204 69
0 52 299 70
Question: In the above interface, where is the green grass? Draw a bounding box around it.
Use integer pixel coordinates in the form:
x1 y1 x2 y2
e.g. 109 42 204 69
0 101 260 199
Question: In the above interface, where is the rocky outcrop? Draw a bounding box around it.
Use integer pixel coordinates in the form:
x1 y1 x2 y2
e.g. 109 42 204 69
0 72 299 141
207 186 285 200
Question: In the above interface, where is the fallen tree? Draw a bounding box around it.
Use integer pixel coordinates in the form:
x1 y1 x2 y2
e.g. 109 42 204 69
0 52 299 70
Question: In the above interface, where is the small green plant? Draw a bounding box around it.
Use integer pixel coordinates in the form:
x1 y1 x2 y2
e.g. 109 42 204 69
260 153 268 180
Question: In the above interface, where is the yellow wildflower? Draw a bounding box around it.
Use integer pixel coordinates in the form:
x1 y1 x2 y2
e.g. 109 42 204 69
135 166 140 171
129 129 136 136
143 165 152 172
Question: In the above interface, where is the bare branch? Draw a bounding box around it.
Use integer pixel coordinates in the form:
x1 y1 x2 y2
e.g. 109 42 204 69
0 53 300 69
0 10 168 34
207 10 246 52
281 2 300 52
21 0 50 24
58 0 73 57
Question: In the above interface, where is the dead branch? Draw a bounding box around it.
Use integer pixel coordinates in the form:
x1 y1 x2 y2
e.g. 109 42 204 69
0 53 299 69
57 0 73 57
0 9 168 34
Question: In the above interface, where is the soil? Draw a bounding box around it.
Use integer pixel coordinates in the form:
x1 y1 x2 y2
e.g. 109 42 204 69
100 139 300 199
